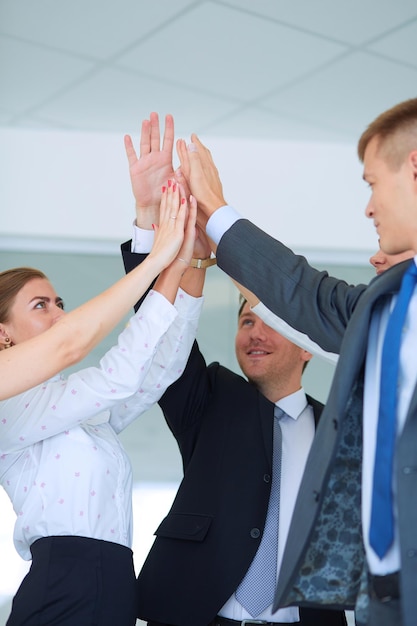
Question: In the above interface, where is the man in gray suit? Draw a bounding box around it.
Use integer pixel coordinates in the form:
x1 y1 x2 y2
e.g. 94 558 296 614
176 97 417 626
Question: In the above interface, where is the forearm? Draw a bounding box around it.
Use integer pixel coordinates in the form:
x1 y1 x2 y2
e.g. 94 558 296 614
0 254 166 400
180 265 206 297
0 291 178 447
110 288 203 433
61 252 166 350
217 219 364 353
153 259 188 303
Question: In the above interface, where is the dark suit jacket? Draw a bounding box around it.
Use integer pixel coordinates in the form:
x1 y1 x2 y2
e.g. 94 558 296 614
122 243 347 626
215 219 417 626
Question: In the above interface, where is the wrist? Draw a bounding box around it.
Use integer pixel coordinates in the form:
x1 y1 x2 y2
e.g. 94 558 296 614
201 196 226 218
190 256 217 269
135 204 159 230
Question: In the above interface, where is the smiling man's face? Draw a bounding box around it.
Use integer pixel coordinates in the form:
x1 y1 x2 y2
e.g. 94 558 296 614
235 302 310 400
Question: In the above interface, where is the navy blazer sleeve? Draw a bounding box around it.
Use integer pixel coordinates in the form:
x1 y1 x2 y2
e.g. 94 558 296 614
121 240 153 312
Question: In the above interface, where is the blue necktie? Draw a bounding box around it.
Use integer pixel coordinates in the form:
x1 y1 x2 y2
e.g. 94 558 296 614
369 261 417 559
235 407 284 617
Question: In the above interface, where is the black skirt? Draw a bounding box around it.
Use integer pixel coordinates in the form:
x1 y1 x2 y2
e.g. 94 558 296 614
7 535 137 625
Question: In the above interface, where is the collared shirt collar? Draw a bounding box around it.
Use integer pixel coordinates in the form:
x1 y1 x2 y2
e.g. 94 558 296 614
276 387 307 421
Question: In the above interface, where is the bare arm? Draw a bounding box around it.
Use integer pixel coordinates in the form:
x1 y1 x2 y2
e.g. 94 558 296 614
0 179 187 400
152 181 200 302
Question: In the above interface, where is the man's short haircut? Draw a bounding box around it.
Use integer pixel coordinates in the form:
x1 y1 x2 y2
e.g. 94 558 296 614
358 97 417 170
238 293 247 318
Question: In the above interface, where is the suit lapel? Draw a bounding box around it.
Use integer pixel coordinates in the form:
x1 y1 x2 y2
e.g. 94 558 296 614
306 394 323 427
330 262 407 414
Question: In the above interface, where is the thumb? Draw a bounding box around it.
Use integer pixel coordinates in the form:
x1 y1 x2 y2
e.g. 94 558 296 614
186 141 204 173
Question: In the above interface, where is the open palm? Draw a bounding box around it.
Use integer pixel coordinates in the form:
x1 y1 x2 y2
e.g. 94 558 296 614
124 112 175 213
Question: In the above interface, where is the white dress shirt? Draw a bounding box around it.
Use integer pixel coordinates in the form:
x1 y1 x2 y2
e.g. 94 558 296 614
0 288 203 561
207 206 417 578
363 256 417 575
219 389 315 623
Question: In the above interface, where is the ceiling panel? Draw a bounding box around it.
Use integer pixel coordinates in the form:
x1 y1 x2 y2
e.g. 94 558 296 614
0 36 95 115
34 66 241 135
0 0 197 58
220 0 417 45
203 104 350 142
1 1 417 142
368 19 417 67
117 3 347 102
261 52 417 138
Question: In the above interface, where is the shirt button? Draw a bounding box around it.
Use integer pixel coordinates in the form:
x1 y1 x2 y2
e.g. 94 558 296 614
263 474 271 483
407 549 417 558
250 528 261 539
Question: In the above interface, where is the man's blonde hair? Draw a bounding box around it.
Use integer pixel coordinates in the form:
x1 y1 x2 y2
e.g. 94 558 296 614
358 97 417 169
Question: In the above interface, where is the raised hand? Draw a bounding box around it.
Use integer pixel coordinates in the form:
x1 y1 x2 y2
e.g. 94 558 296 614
175 194 198 268
124 113 175 228
176 134 226 226
193 224 212 260
149 181 188 270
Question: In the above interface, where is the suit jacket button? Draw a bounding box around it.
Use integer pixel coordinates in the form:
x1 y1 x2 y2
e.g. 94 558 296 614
250 528 260 539
263 474 271 483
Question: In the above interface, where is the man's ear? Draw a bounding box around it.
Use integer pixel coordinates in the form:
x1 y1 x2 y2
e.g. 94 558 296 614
301 350 313 364
409 150 417 181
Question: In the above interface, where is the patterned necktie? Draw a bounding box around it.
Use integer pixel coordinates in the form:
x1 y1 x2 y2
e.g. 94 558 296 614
235 406 284 617
369 260 417 559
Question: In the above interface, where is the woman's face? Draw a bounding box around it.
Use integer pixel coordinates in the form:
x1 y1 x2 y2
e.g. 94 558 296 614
1 278 65 345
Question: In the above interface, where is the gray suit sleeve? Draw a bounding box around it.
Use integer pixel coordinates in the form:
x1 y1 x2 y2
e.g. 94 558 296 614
216 219 366 354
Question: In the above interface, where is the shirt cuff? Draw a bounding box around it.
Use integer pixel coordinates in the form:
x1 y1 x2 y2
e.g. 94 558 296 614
139 288 177 324
252 301 339 365
131 222 155 253
174 288 204 320
206 205 242 245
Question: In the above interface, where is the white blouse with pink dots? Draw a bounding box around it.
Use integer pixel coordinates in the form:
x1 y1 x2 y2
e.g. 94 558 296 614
0 288 203 561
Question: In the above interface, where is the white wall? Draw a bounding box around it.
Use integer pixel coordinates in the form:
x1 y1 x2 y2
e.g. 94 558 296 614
0 128 375 255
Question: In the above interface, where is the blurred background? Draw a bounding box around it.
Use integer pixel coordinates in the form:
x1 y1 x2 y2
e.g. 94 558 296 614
2 0 417 622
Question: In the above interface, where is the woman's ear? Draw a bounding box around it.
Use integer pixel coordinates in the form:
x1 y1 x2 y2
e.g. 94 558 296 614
0 324 12 349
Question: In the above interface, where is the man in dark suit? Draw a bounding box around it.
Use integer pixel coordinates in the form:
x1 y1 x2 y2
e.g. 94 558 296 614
122 113 347 626
177 97 417 626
